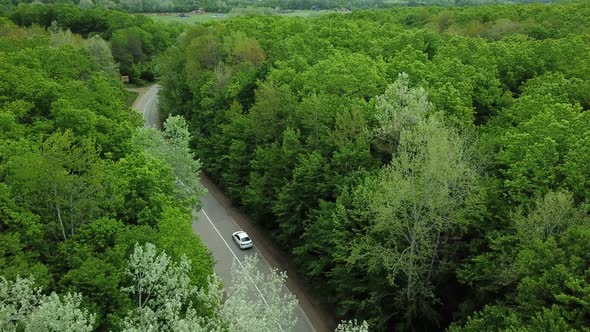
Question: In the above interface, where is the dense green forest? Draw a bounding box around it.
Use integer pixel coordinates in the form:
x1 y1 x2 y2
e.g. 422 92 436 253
159 1 590 330
2 0 590 331
0 16 221 330
0 12 314 330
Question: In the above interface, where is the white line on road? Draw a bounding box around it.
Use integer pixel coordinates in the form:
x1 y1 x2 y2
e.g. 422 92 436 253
143 94 156 115
200 209 285 332
201 209 246 269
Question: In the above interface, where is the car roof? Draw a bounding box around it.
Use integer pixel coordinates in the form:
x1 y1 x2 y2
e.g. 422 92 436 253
234 231 249 239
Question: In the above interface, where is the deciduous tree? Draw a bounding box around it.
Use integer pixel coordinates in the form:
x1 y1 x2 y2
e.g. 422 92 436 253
0 276 95 332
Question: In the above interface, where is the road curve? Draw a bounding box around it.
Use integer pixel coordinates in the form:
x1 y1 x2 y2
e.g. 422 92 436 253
130 84 161 129
130 85 332 332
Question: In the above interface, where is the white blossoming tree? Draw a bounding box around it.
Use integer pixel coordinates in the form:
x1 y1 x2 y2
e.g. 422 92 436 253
0 276 95 332
123 243 369 332
123 244 300 331
336 320 370 332
122 243 222 332
371 72 433 156
132 115 205 210
221 255 298 332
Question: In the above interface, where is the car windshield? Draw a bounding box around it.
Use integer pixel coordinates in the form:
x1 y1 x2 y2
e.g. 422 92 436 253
242 237 251 242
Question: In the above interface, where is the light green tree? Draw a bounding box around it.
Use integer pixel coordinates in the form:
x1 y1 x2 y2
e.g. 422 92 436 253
336 320 370 332
78 0 94 9
132 115 205 210
0 276 95 332
49 26 83 48
122 243 222 332
222 255 298 332
514 190 588 244
122 244 301 331
352 114 480 324
84 35 118 76
371 72 433 157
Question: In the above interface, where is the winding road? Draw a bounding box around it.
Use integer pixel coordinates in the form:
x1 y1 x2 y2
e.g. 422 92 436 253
131 84 333 332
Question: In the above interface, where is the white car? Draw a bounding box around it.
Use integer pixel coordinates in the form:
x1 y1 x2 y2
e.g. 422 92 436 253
232 231 253 249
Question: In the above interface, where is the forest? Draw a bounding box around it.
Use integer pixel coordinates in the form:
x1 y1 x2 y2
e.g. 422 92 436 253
0 14 220 330
5 3 184 82
1 0 590 331
158 0 590 331
0 0 564 16
0 8 306 332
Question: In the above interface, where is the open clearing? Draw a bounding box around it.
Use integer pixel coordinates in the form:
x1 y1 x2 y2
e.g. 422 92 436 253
142 9 338 24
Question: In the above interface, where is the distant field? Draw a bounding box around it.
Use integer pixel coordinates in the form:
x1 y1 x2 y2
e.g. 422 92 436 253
142 13 223 24
142 10 335 24
275 9 334 18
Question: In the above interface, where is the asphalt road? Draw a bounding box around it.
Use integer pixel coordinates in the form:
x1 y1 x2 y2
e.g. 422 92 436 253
193 188 315 332
131 85 319 332
132 84 161 129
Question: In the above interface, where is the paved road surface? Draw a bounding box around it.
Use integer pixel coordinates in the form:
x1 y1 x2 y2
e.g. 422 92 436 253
131 84 161 129
130 85 324 332
193 187 316 332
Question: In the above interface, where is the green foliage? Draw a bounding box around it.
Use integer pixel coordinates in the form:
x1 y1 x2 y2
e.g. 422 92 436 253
4 131 111 241
2 0 589 330
156 206 213 286
0 23 214 331
301 51 387 99
456 190 590 331
159 1 590 330
2 0 572 15
222 255 298 331
7 4 183 82
133 115 206 211
0 276 95 332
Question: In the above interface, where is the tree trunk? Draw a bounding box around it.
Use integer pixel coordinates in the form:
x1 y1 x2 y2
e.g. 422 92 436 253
53 182 67 241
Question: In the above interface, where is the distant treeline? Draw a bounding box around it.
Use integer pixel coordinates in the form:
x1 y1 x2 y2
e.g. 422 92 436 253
1 0 566 14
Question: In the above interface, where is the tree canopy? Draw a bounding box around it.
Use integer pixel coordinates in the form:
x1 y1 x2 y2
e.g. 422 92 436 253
2 0 590 330
159 1 590 330
0 20 213 330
